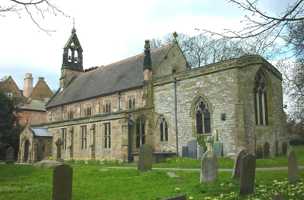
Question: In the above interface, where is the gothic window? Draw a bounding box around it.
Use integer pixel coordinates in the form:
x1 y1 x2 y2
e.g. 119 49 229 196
61 128 67 150
254 71 268 125
74 51 78 63
81 126 87 149
160 117 168 142
136 117 145 148
104 123 111 149
68 49 72 62
195 101 211 134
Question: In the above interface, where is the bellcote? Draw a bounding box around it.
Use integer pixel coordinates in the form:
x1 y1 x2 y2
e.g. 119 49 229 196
62 27 83 72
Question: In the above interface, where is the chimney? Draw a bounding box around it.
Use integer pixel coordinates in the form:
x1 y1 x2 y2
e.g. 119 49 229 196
38 77 45 81
23 73 33 98
143 40 152 81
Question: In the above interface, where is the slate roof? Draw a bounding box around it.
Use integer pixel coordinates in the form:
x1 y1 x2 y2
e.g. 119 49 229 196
31 127 52 137
46 44 173 108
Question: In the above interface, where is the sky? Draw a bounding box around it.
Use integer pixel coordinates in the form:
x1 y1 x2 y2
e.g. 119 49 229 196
0 0 296 91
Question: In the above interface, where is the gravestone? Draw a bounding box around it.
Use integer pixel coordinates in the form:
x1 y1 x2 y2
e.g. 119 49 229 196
239 154 256 195
5 146 15 164
232 149 248 180
288 150 299 183
163 194 186 200
137 144 153 172
272 194 285 200
282 142 288 156
187 140 197 159
52 164 73 200
200 150 218 183
213 142 223 157
263 142 270 158
182 146 189 157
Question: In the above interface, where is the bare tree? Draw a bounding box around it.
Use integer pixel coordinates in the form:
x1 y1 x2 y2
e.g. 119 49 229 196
0 0 66 33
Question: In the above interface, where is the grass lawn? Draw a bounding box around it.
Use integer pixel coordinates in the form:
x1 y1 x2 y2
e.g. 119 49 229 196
0 164 303 200
152 145 304 169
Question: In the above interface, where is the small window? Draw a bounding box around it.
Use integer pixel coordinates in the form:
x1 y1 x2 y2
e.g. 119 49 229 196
103 102 111 113
81 126 87 149
68 111 74 120
128 97 136 110
61 128 67 150
104 123 111 148
160 117 168 142
85 107 92 117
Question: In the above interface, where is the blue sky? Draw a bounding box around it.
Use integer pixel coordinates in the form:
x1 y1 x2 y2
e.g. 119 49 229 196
0 0 295 90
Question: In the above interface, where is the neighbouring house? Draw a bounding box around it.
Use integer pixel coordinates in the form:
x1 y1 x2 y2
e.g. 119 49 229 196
45 28 288 162
0 73 53 162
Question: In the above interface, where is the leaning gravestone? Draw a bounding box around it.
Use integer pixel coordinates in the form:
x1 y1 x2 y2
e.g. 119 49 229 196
232 149 248 180
213 142 223 157
138 144 153 172
239 154 256 195
187 140 197 159
52 164 73 200
163 194 187 200
5 146 15 164
288 150 299 183
200 137 218 183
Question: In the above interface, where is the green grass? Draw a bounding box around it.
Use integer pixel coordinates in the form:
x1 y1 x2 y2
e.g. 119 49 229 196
0 164 303 200
152 145 304 169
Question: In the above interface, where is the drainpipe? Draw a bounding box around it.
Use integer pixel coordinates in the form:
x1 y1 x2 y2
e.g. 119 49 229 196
174 77 179 156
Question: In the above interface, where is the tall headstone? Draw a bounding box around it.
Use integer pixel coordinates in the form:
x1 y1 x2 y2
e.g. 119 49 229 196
187 140 197 159
200 136 217 183
182 146 189 157
232 149 248 180
5 146 15 164
52 164 73 200
138 144 153 172
288 150 299 183
163 194 187 200
239 154 256 195
213 142 223 157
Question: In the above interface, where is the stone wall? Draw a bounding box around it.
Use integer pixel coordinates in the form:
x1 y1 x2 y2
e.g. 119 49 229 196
18 110 47 126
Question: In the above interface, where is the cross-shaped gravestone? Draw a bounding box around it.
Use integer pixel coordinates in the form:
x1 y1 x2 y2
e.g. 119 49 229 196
288 150 299 183
232 149 248 180
239 154 256 195
5 146 15 164
138 144 153 172
163 194 187 200
52 164 73 200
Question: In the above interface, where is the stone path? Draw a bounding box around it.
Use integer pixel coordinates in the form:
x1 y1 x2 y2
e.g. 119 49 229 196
106 166 304 172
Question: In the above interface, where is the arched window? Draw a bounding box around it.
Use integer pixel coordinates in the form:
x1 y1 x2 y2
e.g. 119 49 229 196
68 49 72 62
195 101 211 134
160 117 168 142
74 50 78 63
136 117 145 148
254 71 268 125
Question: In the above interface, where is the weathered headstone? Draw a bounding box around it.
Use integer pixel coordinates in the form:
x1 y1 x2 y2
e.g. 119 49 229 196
137 144 153 172
5 146 15 164
239 154 256 195
52 164 73 200
200 137 217 183
232 149 248 180
272 194 285 200
187 140 197 159
163 194 186 200
288 150 299 183
182 146 189 157
213 142 223 157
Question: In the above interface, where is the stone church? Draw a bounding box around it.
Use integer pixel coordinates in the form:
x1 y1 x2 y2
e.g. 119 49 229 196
45 28 287 162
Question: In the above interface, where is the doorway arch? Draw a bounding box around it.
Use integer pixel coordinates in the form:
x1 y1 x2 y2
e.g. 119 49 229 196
23 140 30 162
